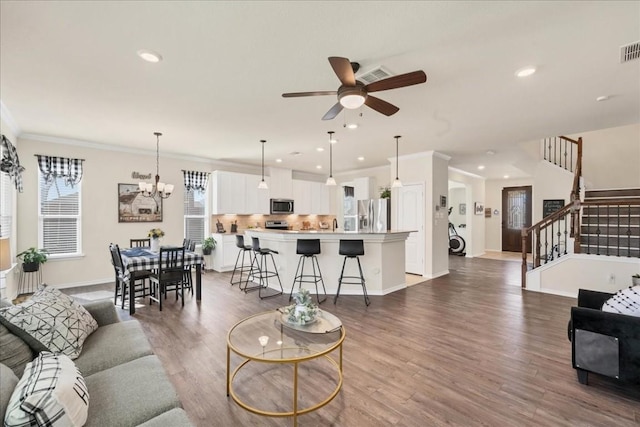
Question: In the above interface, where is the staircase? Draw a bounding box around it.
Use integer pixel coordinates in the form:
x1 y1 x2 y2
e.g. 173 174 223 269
520 135 640 288
580 188 640 257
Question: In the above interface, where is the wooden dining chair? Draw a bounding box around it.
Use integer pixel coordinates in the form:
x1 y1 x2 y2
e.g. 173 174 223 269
183 240 197 294
149 246 186 311
109 243 150 309
130 238 151 248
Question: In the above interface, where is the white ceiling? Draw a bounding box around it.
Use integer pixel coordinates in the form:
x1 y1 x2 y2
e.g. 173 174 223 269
1 1 639 181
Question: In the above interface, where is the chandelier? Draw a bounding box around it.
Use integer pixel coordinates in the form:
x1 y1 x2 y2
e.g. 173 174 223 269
139 132 174 199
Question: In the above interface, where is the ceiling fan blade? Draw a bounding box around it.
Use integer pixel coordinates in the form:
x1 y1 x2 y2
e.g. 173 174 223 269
282 91 337 98
328 57 356 86
322 102 344 120
365 95 399 116
364 70 427 93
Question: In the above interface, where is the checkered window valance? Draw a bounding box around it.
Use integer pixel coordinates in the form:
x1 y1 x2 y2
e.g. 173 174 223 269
1 134 25 192
183 170 209 193
36 155 84 187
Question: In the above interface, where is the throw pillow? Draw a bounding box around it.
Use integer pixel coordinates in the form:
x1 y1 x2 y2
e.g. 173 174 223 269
0 363 19 420
602 285 640 317
0 324 34 377
4 352 89 427
0 286 98 359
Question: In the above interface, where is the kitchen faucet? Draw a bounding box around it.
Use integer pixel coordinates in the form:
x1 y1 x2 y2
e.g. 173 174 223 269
332 218 338 231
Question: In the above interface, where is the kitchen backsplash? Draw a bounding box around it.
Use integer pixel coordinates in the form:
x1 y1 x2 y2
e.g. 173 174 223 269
211 214 336 232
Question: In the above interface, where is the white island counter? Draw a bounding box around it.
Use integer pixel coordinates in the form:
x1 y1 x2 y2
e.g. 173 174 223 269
244 229 413 297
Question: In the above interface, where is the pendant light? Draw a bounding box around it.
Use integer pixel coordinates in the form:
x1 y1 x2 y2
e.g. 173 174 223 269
391 135 403 188
258 139 268 189
139 132 174 198
326 131 337 186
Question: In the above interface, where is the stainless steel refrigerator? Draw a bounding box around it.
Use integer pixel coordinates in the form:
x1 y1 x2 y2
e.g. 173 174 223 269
357 199 389 232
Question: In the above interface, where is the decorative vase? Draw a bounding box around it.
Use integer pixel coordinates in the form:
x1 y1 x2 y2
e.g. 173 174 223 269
150 238 160 252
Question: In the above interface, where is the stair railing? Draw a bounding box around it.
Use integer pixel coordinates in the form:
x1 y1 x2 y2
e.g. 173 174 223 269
521 136 583 288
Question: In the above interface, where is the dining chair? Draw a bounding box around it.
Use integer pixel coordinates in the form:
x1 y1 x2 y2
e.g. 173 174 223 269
130 238 151 248
109 243 150 309
149 246 186 311
182 240 197 294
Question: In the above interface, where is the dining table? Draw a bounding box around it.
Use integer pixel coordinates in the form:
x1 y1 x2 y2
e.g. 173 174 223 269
119 247 204 315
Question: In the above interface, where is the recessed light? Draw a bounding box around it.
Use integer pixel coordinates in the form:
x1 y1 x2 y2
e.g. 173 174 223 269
504 175 510 179
275 158 282 163
357 156 365 161
596 95 610 102
316 165 322 169
316 147 324 152
137 49 163 63
345 123 358 130
515 67 536 77
477 165 485 170
486 150 496 155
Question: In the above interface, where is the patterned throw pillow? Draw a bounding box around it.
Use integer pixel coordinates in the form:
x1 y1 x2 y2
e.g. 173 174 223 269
0 286 98 359
602 285 640 317
4 352 89 427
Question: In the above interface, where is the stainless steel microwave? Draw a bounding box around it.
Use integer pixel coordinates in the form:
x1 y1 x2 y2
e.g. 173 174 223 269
270 198 294 214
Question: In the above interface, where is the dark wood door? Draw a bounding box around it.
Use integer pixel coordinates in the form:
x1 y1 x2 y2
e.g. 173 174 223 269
502 186 532 252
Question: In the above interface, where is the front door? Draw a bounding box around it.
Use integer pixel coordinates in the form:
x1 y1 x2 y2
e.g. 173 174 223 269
398 183 425 275
502 186 532 252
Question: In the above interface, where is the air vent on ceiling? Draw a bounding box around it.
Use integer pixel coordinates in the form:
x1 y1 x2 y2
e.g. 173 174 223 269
620 41 640 63
357 66 392 84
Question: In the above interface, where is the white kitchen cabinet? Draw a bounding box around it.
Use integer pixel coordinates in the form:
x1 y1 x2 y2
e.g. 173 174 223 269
311 182 331 214
292 180 312 214
210 233 241 272
211 171 269 214
268 167 293 199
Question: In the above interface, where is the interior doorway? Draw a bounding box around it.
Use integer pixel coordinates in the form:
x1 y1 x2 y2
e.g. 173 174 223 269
502 186 532 252
397 183 425 275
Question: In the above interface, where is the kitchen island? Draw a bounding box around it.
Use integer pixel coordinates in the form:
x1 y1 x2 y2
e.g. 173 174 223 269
244 229 413 297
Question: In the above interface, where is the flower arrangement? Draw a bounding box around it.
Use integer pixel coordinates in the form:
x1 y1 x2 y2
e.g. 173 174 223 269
148 228 165 239
284 288 318 325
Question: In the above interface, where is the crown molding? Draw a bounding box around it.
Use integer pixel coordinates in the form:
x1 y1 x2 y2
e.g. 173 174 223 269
334 163 389 177
448 166 485 180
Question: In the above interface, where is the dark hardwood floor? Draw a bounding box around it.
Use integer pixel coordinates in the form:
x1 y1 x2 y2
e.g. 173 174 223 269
67 256 640 426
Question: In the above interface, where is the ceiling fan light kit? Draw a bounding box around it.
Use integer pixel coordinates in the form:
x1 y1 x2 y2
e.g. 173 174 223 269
282 56 427 121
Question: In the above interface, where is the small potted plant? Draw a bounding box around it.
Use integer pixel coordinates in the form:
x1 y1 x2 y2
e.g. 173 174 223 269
17 247 49 272
380 186 391 199
202 237 216 255
632 273 640 286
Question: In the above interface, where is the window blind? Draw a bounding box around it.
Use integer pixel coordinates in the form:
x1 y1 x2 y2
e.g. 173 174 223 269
0 165 11 238
184 189 207 244
39 174 81 255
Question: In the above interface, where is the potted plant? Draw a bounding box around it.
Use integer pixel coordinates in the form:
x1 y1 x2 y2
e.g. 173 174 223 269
632 274 640 286
380 186 391 199
202 237 216 255
17 247 49 272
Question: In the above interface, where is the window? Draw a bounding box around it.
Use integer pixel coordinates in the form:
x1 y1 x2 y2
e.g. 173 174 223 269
0 167 11 238
184 189 207 245
38 172 81 256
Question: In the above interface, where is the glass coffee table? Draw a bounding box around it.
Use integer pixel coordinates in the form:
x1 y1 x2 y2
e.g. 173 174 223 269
226 309 345 426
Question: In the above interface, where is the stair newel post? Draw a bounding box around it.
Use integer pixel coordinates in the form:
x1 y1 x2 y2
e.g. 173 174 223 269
521 228 529 289
572 198 582 253
535 228 542 268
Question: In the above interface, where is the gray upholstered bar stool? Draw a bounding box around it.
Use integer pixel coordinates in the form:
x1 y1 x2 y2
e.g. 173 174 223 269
230 235 256 290
289 239 327 304
248 237 283 299
334 239 370 306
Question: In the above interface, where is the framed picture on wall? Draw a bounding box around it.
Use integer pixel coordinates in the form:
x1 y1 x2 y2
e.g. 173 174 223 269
474 202 484 215
118 183 163 223
459 203 466 215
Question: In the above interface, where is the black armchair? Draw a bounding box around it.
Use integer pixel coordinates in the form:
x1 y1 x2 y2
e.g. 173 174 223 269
569 289 640 385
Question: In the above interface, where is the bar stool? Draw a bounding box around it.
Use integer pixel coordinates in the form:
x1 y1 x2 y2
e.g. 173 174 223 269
289 239 327 304
230 235 256 289
334 239 370 306
248 237 283 299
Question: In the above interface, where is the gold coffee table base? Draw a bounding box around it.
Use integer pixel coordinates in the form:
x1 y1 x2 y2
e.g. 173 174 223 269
226 311 345 426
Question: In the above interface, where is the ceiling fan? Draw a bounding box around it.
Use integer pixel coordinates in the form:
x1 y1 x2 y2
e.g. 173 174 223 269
282 56 427 120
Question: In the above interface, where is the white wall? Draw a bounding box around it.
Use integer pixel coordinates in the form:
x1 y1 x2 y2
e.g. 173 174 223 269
448 169 486 257
567 123 640 190
16 136 215 288
0 113 19 299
